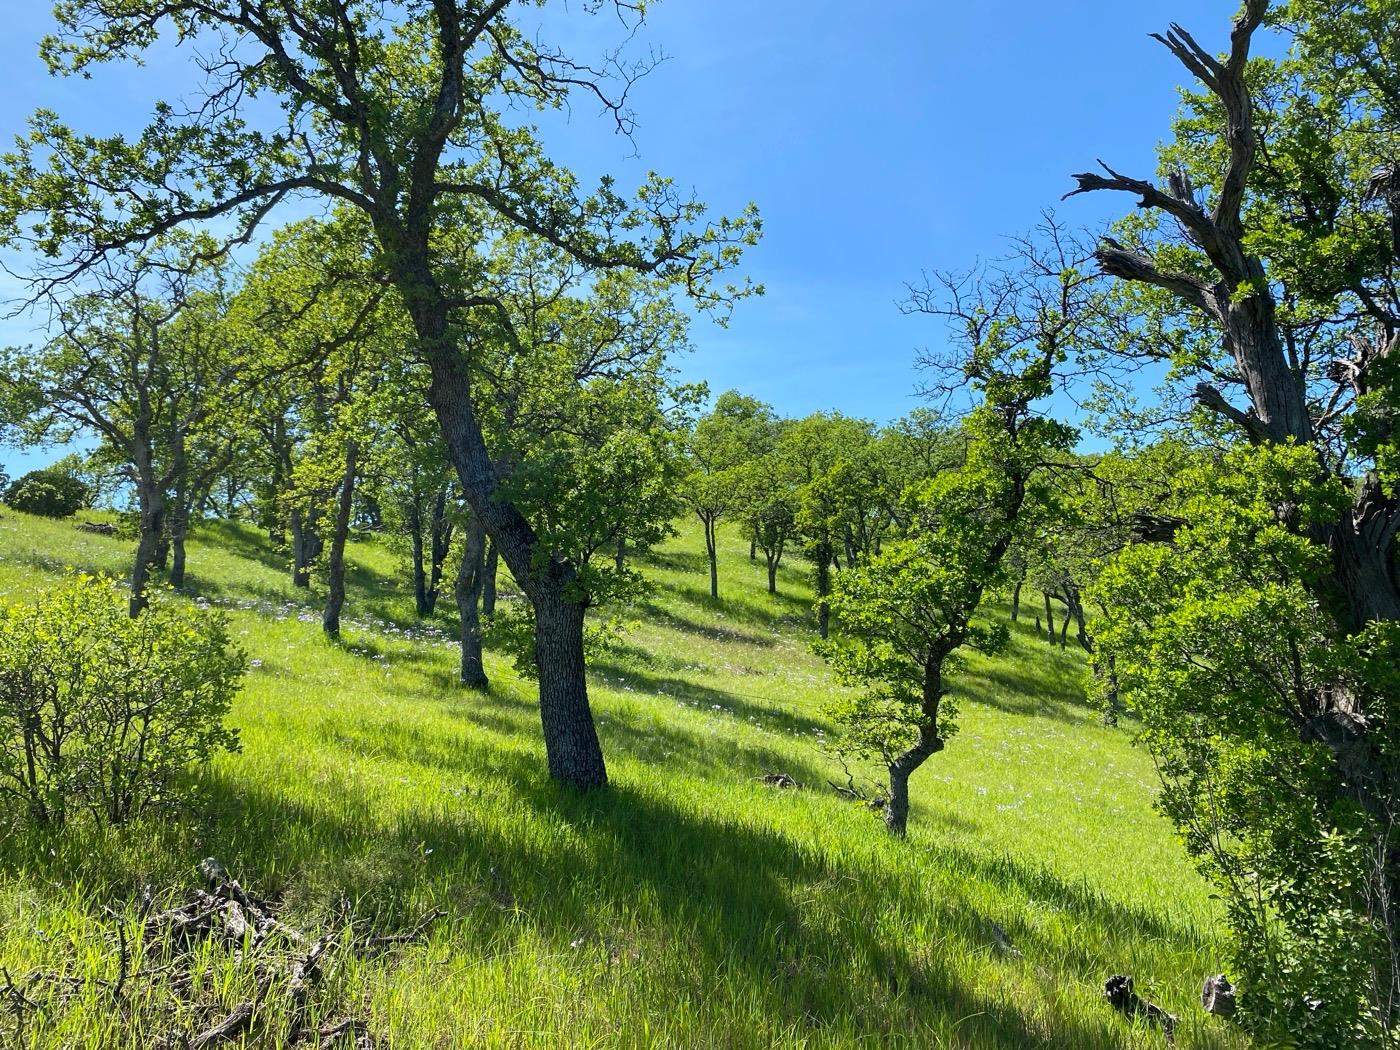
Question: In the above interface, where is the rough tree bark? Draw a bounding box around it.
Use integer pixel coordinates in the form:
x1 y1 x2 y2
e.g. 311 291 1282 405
482 541 498 618
455 513 489 690
884 659 948 836
411 285 607 789
322 438 358 639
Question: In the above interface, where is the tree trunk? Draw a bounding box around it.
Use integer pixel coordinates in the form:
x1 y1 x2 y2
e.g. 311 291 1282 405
1011 575 1023 621
482 541 498 617
291 505 320 588
749 534 756 561
409 502 429 615
1068 587 1092 652
1328 485 1400 630
766 554 778 594
426 486 451 615
130 476 163 618
1043 592 1056 645
455 513 489 690
532 595 607 788
704 515 719 599
413 287 607 790
1096 652 1123 726
322 439 358 639
884 660 947 836
815 553 832 640
169 501 189 589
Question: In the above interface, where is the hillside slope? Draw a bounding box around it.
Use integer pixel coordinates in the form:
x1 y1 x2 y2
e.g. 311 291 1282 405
0 510 1245 1049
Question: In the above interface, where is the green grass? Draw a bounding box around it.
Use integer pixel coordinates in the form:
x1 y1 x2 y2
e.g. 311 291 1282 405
0 509 1247 1048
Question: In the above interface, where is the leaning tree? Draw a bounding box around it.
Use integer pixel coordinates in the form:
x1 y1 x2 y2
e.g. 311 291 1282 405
1062 0 1400 1038
0 0 759 789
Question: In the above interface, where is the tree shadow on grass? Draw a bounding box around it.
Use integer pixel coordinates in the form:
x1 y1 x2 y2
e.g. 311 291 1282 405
632 601 779 649
589 659 829 742
1 723 1232 1049
197 774 1167 1048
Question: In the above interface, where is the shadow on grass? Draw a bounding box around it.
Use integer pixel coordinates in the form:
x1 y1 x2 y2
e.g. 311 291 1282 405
0 717 1226 1050
590 659 829 742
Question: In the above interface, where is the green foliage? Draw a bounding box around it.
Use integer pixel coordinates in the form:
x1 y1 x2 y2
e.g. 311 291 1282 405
0 494 1247 1050
817 464 1018 766
1092 444 1399 1047
0 574 244 829
2 465 89 518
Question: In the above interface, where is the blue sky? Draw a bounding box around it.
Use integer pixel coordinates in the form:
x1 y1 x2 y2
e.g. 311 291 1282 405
0 0 1240 472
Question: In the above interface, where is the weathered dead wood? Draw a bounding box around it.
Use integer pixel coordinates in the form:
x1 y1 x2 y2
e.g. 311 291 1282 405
1104 974 1177 1043
756 772 799 789
361 909 445 954
188 1001 255 1049
1200 973 1236 1018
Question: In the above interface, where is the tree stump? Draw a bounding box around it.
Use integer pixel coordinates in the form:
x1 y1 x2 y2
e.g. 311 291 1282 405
1201 973 1235 1018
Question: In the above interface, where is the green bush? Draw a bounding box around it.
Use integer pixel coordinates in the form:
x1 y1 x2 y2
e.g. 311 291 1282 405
2 467 90 518
0 574 244 828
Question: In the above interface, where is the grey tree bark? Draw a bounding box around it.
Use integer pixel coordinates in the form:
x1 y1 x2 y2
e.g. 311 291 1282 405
322 438 358 639
455 513 489 690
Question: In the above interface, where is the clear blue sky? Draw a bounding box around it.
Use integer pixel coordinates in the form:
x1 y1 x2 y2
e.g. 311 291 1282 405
0 0 1240 473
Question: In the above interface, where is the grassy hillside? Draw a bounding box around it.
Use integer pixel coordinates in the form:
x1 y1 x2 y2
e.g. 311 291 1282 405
0 509 1246 1049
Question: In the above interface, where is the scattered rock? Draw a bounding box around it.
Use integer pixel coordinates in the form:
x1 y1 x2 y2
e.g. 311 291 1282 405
75 521 118 536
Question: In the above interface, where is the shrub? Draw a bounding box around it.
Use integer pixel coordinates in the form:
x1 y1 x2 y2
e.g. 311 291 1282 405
0 574 244 828
3 467 90 518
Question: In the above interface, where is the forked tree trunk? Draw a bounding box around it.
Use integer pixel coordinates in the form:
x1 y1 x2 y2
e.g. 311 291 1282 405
455 514 489 690
766 553 779 594
322 439 358 639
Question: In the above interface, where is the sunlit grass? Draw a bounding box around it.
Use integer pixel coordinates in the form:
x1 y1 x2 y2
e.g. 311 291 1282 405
0 508 1246 1047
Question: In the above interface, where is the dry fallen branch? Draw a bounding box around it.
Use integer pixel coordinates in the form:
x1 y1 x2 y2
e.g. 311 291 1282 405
5 858 436 1047
756 772 799 789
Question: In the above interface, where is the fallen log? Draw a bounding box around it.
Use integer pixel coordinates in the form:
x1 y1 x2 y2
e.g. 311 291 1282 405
1104 974 1177 1043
